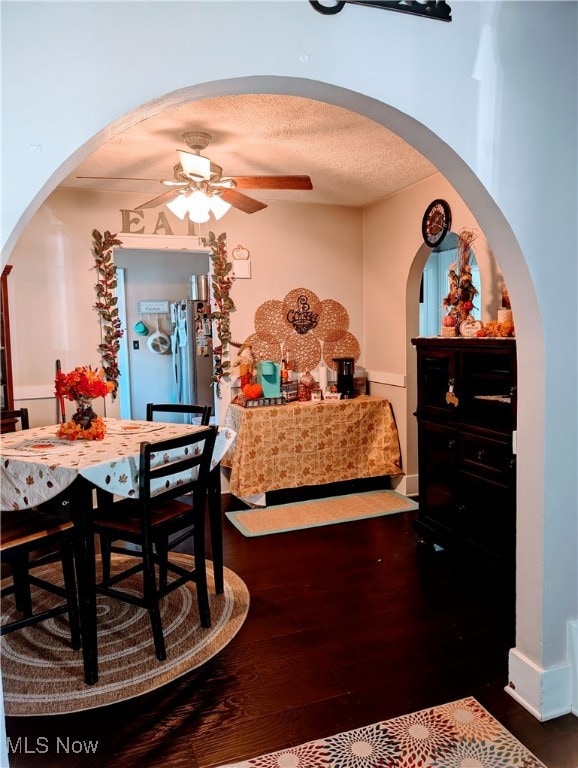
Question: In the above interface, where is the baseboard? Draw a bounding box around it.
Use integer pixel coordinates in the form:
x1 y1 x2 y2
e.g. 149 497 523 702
391 474 418 497
506 647 574 721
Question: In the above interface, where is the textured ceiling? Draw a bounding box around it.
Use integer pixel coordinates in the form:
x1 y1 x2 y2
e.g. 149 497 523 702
62 94 438 209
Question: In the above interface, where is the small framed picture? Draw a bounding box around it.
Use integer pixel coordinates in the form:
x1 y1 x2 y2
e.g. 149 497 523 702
311 389 323 402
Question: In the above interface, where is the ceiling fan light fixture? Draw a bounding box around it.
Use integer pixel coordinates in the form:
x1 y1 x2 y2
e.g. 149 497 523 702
165 190 192 220
176 150 211 181
187 190 211 223
208 194 232 220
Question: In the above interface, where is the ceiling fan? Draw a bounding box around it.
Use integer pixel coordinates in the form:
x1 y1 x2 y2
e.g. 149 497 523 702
78 131 313 216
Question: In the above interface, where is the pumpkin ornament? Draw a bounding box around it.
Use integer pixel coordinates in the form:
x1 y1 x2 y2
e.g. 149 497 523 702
441 310 459 337
242 383 263 400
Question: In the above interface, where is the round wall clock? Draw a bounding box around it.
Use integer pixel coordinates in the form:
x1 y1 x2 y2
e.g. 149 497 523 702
422 199 452 247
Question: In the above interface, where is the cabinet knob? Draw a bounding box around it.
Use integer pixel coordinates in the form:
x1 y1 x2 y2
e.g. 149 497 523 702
448 439 456 449
457 504 466 514
477 449 485 461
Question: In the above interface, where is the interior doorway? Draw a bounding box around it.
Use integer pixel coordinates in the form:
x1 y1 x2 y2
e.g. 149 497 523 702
113 247 214 421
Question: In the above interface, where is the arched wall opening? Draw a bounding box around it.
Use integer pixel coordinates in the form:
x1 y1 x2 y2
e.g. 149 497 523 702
406 242 433 488
3 75 550 717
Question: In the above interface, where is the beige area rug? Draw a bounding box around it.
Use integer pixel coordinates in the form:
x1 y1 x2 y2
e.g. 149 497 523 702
226 490 418 537
1 554 249 716
217 696 546 767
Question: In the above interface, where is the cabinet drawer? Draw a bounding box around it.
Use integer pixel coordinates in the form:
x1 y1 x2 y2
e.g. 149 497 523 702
461 431 515 484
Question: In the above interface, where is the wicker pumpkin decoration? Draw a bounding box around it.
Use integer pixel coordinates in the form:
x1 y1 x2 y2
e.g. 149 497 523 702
442 315 458 327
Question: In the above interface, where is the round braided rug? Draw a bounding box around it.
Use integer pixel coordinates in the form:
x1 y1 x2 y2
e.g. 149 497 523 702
1 554 250 716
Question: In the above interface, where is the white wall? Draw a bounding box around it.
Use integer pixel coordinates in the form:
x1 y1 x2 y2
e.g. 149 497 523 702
2 0 576 722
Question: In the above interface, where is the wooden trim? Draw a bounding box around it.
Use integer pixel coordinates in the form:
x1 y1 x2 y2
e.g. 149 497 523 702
1 265 14 414
365 369 406 388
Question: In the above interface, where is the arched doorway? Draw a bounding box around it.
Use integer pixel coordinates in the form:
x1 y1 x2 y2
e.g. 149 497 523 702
3 76 556 719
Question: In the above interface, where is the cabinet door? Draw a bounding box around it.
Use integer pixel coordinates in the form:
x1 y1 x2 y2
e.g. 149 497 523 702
416 347 457 419
460 347 516 433
415 420 458 547
457 470 516 567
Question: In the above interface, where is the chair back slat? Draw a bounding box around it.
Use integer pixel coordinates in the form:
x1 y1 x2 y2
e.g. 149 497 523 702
138 427 217 504
146 402 212 426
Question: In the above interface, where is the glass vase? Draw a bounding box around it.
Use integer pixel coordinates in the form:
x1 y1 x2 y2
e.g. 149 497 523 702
73 397 97 430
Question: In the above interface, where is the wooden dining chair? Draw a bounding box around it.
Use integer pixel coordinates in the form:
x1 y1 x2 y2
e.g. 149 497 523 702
100 405 212 591
0 407 30 432
145 402 225 595
92 427 217 661
0 508 81 649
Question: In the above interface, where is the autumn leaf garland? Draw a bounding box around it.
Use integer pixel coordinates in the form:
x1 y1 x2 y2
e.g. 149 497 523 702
206 231 236 397
92 229 124 399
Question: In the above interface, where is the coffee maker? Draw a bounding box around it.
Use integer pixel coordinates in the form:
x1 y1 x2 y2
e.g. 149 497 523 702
257 360 281 398
333 357 355 399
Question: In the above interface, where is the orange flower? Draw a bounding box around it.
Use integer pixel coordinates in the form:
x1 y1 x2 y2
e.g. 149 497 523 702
55 366 114 401
56 416 107 441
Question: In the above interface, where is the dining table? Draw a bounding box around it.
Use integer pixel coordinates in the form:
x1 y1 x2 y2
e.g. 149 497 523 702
0 417 237 685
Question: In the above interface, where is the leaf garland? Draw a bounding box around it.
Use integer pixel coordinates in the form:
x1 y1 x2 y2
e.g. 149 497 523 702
206 231 236 397
92 229 124 399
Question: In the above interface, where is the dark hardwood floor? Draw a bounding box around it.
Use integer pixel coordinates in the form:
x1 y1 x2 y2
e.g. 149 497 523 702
5 494 578 768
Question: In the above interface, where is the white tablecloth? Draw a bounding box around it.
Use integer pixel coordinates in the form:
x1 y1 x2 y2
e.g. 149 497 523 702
1 419 237 510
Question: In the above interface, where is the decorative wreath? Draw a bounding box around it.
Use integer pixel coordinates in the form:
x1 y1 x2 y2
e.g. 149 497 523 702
235 288 360 372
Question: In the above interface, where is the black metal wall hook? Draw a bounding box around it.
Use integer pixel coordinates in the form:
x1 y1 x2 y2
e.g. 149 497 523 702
309 0 452 22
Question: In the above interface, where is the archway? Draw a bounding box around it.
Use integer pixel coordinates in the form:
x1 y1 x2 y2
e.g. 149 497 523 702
3 75 549 717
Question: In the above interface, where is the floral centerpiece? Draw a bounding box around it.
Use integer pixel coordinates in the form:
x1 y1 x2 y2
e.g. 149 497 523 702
55 366 114 440
441 228 479 333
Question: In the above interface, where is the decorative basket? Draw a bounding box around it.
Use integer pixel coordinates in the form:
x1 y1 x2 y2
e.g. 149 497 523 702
440 326 458 337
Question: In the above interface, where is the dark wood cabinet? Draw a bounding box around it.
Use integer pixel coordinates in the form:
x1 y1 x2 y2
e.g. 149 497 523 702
411 337 517 568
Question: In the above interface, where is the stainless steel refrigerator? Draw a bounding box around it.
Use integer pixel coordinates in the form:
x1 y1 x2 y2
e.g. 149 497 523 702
170 290 214 416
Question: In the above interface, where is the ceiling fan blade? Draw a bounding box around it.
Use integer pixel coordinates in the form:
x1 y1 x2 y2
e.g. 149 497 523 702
220 188 268 214
76 176 186 187
232 175 313 190
177 150 211 181
137 188 182 209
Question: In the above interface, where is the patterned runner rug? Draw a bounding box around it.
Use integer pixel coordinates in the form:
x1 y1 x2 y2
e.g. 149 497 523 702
217 697 545 767
226 490 418 537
